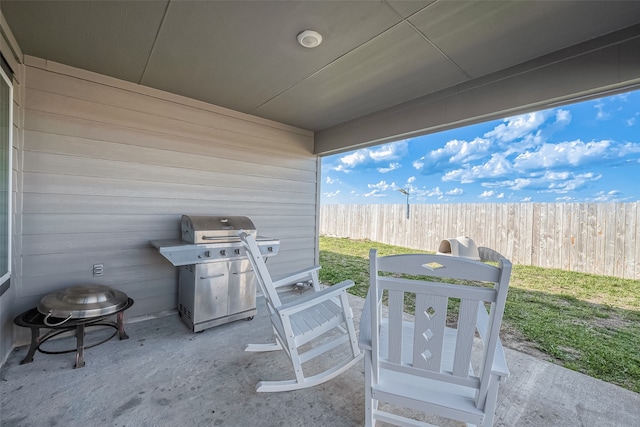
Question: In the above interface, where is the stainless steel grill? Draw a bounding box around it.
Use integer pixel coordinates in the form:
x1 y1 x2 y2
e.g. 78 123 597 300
151 215 279 332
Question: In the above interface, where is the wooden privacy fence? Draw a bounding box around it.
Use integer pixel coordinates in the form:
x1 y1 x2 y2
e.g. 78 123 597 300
320 202 640 280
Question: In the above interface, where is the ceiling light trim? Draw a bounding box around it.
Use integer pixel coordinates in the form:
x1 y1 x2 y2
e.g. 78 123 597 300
297 30 323 48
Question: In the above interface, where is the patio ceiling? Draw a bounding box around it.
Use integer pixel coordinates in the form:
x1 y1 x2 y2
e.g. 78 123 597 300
2 1 640 150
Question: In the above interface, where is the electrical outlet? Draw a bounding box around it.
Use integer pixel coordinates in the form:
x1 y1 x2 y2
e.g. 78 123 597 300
93 264 104 277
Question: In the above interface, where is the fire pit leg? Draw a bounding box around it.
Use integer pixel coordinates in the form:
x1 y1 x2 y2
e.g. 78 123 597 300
19 325 40 364
116 311 129 340
74 323 86 369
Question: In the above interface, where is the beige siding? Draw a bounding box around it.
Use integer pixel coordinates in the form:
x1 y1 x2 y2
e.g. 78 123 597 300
14 58 317 321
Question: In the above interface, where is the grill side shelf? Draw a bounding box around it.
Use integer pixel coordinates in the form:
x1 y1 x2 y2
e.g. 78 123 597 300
151 240 199 267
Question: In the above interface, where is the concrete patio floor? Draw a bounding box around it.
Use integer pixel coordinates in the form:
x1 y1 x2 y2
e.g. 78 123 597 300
1 288 639 427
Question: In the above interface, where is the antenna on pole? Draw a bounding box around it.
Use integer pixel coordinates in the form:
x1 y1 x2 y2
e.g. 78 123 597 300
398 188 410 219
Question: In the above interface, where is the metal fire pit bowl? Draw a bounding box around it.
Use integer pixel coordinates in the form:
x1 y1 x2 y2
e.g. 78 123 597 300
37 284 129 327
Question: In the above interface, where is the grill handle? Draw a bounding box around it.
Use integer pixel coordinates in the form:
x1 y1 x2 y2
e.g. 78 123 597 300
199 273 226 280
201 236 240 241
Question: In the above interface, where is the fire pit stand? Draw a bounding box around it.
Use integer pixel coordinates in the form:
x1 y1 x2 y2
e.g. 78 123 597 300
14 298 133 368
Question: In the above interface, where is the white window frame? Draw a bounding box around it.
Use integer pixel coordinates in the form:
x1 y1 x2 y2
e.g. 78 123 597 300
0 65 12 287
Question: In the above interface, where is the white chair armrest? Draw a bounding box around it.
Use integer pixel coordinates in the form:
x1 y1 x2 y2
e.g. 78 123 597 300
277 280 354 315
271 265 322 288
492 339 510 378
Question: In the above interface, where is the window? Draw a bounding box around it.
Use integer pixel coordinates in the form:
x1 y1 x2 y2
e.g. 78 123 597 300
0 61 12 289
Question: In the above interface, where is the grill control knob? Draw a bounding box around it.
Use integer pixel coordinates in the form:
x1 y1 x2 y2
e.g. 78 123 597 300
220 250 226 256
234 249 241 255
204 251 212 257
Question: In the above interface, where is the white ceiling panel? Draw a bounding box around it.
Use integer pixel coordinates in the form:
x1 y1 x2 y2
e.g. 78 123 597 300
255 21 468 129
1 0 639 134
410 1 640 78
1 0 168 83
141 1 403 113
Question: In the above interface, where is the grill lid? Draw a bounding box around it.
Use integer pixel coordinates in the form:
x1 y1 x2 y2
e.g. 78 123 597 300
181 215 256 244
38 284 129 320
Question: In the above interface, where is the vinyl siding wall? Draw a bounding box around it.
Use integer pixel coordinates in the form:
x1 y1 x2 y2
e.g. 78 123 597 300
9 56 318 345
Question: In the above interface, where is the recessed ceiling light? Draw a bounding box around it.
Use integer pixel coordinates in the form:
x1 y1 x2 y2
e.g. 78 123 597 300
297 30 322 48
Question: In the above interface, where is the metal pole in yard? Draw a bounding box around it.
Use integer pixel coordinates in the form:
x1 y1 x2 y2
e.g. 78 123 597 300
398 188 410 219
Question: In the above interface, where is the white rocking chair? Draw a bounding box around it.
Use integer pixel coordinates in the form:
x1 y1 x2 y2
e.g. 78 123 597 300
359 250 512 426
238 230 362 392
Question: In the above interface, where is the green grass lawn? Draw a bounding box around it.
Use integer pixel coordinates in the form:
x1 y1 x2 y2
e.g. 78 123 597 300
319 236 640 393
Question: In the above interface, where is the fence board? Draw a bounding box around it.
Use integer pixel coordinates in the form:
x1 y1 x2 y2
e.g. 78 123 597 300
320 202 639 280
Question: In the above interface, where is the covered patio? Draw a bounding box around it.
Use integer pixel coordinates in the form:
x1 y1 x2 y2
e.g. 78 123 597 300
1 2 640 425
2 290 639 426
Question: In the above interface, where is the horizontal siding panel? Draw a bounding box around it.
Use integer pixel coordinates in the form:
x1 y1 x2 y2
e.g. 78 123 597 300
126 292 178 319
23 193 317 216
21 230 179 255
23 120 316 171
22 172 315 205
22 247 163 278
23 149 317 190
19 266 177 299
22 214 181 234
25 89 314 158
26 66 312 142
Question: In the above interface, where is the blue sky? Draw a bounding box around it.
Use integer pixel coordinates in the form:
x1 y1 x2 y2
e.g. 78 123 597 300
321 89 640 205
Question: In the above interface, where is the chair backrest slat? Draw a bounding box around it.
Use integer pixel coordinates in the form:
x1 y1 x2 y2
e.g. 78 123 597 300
412 293 447 370
387 289 405 364
452 298 480 376
369 249 512 409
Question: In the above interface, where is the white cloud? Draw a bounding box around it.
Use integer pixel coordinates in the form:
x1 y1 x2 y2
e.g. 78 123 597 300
324 190 341 198
594 102 611 120
442 153 513 183
483 111 549 143
334 141 408 172
521 196 532 202
479 190 495 199
555 109 572 125
325 176 340 184
425 187 443 198
588 190 630 202
438 138 491 163
370 141 408 161
377 162 401 173
407 176 416 184
513 139 611 170
364 189 386 198
334 150 367 171
481 170 601 194
367 180 395 191
546 172 601 193
446 188 463 196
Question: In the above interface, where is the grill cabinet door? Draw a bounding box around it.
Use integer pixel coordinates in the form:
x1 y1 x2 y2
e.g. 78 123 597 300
228 259 256 315
192 263 229 324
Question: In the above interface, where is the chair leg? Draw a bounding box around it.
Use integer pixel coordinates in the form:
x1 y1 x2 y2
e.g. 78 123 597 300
340 292 361 358
364 351 375 427
255 353 362 392
245 342 282 352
